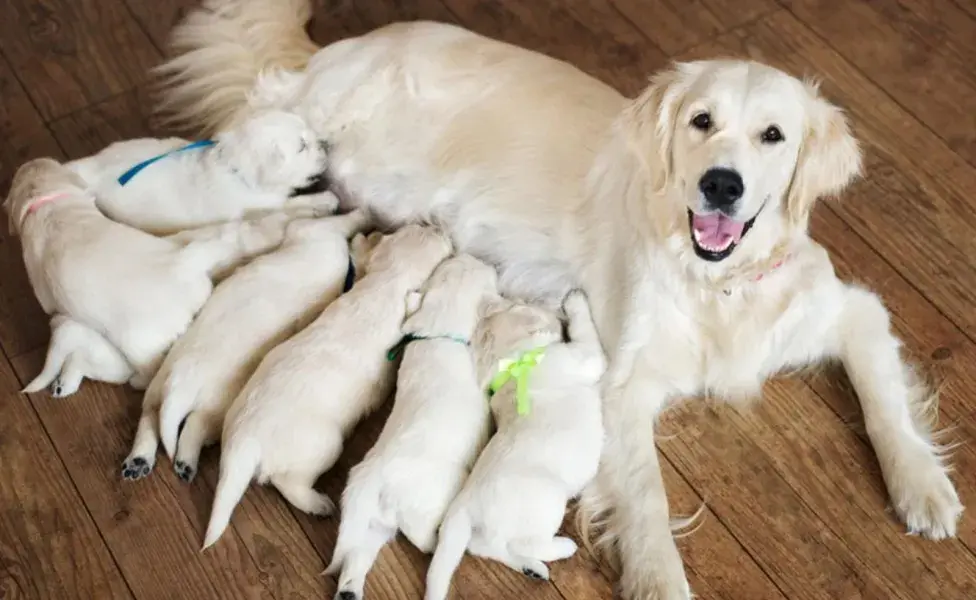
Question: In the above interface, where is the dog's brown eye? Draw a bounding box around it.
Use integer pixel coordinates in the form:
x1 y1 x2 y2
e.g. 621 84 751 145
760 125 784 144
691 112 712 131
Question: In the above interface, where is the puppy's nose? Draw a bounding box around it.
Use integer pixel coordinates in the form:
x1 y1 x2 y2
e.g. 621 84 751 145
698 168 744 210
318 140 330 154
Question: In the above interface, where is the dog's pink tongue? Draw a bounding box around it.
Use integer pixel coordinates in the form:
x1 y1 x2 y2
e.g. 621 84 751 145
691 213 746 247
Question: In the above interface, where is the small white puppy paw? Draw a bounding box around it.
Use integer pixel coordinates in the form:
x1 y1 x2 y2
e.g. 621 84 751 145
50 375 81 398
174 459 197 483
121 454 155 481
890 459 963 540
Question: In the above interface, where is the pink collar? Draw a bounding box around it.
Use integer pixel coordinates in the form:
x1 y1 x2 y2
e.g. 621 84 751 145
27 192 72 215
752 258 787 282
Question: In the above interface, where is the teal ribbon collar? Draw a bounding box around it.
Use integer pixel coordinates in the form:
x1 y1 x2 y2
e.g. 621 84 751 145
117 140 215 186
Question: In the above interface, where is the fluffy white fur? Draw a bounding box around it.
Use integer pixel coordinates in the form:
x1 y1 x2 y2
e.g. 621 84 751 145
202 224 453 549
425 290 605 600
22 314 133 397
325 253 499 600
129 209 371 484
158 6 962 598
4 158 293 399
67 108 336 235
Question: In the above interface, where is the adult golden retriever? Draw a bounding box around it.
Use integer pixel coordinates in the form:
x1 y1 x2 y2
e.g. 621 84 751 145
156 1 962 597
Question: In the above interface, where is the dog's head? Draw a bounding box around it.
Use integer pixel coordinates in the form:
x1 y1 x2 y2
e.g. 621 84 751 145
402 253 500 337
4 157 87 235
365 223 454 280
624 60 862 269
473 297 563 386
214 108 328 192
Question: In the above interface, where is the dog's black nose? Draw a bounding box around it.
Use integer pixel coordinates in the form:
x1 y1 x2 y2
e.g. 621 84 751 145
698 168 744 209
318 140 330 153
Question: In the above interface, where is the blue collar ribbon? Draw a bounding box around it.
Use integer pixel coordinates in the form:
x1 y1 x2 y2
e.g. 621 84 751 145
117 140 215 186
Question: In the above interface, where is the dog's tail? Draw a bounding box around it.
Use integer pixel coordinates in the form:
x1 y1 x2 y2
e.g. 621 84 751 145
154 0 319 135
424 508 472 600
203 437 260 550
324 466 384 575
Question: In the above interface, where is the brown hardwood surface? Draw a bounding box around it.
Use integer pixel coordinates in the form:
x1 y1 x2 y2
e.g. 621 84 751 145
1 1 975 599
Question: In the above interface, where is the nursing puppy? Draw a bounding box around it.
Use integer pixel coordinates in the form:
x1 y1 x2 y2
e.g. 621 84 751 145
22 315 133 398
326 253 499 600
202 224 453 549
425 290 606 600
67 108 335 235
125 208 371 483
4 157 296 395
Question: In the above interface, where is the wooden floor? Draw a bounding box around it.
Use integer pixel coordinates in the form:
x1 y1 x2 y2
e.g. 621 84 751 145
2 0 976 598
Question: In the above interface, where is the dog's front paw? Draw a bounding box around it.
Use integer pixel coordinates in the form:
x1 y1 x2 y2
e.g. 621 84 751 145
121 455 154 481
174 459 196 483
618 543 691 600
889 455 963 540
335 591 358 600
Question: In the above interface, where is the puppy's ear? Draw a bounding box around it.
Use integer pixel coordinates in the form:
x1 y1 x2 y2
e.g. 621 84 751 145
624 61 703 193
478 293 510 320
785 81 863 227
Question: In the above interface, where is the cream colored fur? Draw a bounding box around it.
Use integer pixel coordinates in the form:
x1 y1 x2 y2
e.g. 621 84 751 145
67 109 335 235
425 290 606 600
132 209 371 485
157 6 962 598
325 254 499 600
202 224 453 550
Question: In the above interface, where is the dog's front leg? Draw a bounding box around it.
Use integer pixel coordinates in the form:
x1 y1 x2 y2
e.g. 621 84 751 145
838 286 962 539
584 374 690 600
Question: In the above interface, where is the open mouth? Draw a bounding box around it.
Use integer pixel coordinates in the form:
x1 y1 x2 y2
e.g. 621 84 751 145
687 209 758 262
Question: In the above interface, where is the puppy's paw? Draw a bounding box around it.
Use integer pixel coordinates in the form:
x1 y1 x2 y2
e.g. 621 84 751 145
128 373 151 391
619 560 691 600
520 562 549 581
50 376 80 398
121 455 154 481
562 288 590 317
174 460 196 483
310 493 336 518
335 591 358 600
890 457 963 540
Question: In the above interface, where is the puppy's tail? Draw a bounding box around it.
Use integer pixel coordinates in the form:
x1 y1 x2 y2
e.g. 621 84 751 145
324 466 383 575
159 381 200 460
203 437 260 550
22 341 69 393
154 0 319 135
425 509 472 600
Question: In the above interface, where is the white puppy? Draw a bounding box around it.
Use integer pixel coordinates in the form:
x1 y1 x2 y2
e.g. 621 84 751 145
202 223 453 549
325 253 499 600
4 157 296 398
22 314 133 398
425 290 606 600
67 108 336 235
126 208 371 483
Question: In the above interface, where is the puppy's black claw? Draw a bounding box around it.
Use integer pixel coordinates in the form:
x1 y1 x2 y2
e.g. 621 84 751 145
522 568 545 580
53 384 63 396
337 591 357 600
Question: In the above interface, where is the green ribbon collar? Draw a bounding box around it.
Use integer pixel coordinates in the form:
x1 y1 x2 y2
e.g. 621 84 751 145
487 347 546 416
387 332 469 361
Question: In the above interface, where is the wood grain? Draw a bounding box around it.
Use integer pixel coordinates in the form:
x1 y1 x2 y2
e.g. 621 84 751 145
0 356 133 600
0 0 160 120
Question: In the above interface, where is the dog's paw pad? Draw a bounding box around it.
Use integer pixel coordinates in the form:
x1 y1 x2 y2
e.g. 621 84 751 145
522 568 546 581
121 456 153 481
336 591 357 600
174 460 195 483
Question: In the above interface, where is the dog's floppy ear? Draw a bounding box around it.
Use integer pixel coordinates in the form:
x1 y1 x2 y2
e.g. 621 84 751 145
478 293 510 320
785 81 863 227
623 61 703 194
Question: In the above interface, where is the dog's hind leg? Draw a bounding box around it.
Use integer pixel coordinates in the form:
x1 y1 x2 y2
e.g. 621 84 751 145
334 523 394 600
173 410 221 483
467 536 550 581
509 536 578 562
122 399 161 481
50 353 85 398
270 470 336 516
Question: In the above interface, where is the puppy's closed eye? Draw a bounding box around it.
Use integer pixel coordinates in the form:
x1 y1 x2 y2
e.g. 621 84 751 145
299 139 308 152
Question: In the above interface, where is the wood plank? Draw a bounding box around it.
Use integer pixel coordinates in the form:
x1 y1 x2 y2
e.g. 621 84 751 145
10 351 281 600
782 0 976 165
441 0 668 96
0 355 133 600
308 0 459 46
0 0 160 121
611 0 776 56
123 0 199 53
0 57 64 359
